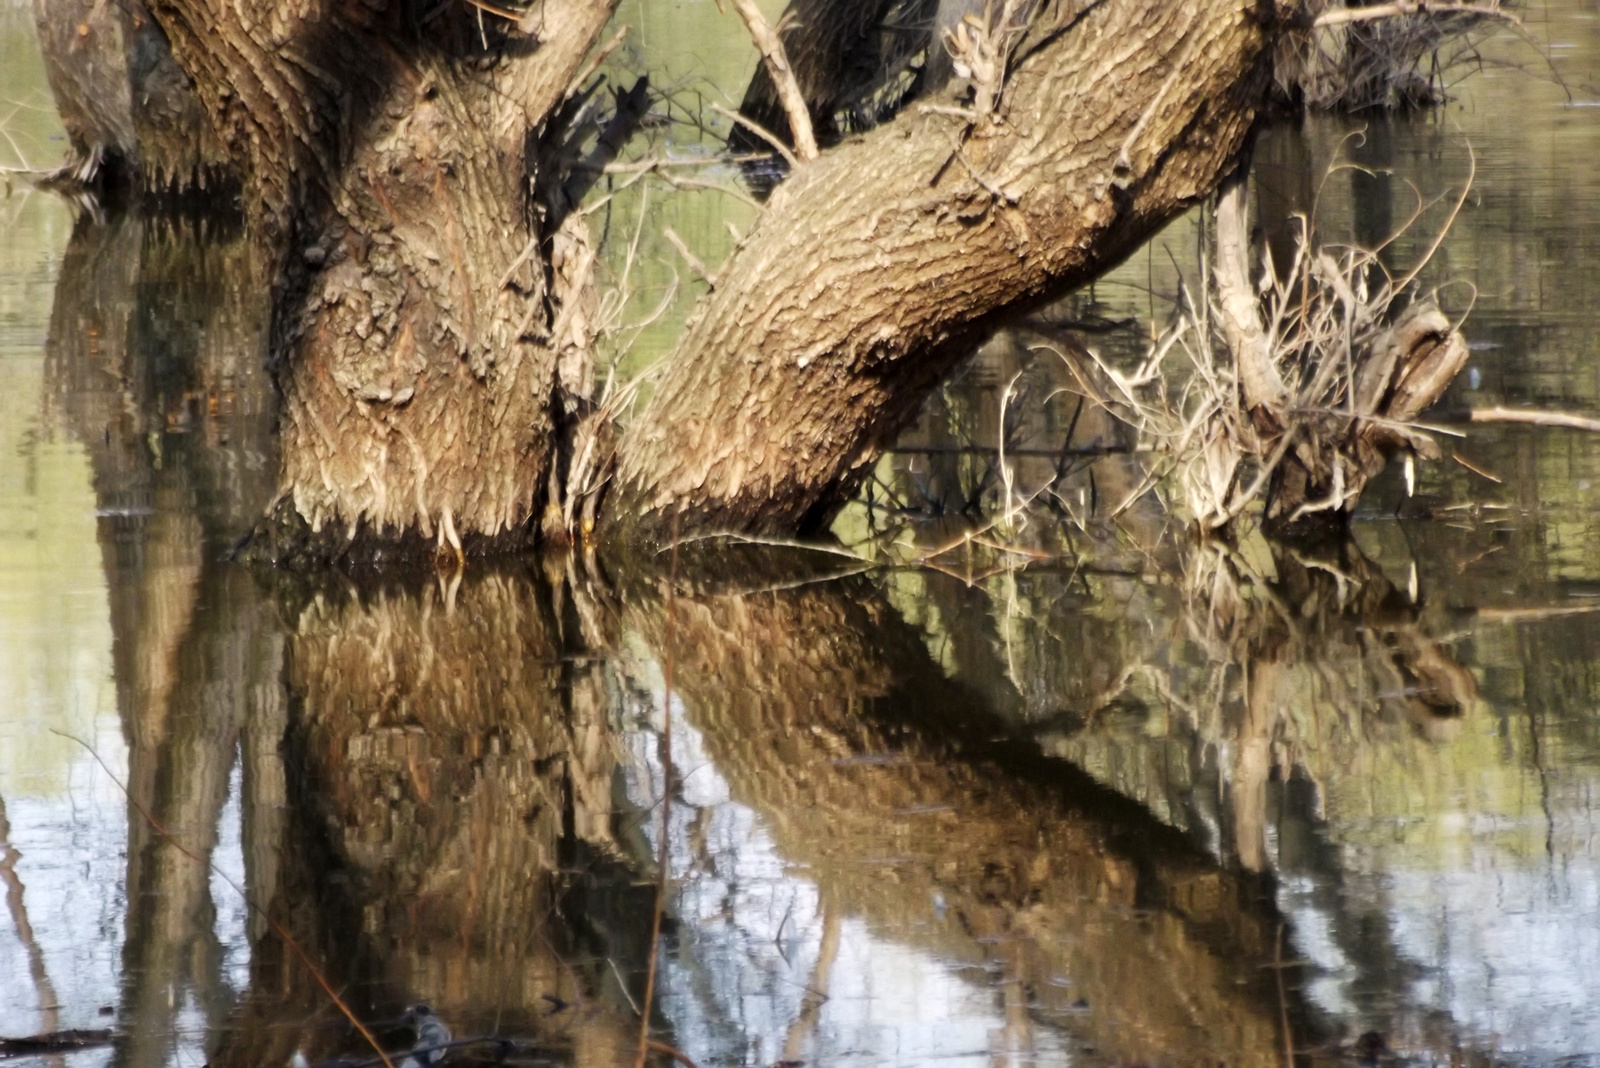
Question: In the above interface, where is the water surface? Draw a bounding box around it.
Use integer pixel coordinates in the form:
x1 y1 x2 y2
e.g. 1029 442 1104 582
2 3 1600 1066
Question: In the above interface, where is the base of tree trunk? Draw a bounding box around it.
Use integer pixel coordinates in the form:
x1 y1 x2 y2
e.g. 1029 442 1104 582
233 498 540 573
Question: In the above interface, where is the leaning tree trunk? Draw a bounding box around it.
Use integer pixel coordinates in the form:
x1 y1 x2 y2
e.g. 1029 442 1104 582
610 0 1290 540
139 0 617 556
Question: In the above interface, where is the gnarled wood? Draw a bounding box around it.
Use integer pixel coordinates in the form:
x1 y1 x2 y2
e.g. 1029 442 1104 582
138 0 618 551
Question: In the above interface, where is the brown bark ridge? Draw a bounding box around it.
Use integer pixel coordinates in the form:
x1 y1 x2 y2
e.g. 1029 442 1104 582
611 0 1289 541
139 0 618 555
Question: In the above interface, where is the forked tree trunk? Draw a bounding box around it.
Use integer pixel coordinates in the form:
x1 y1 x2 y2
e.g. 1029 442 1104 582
138 0 617 554
126 0 1293 554
610 0 1289 539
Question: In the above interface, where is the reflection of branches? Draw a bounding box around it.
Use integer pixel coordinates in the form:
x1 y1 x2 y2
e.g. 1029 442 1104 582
635 522 680 1068
55 732 396 1068
0 792 60 1036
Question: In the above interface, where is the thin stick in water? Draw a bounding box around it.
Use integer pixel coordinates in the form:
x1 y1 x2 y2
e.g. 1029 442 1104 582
635 514 681 1068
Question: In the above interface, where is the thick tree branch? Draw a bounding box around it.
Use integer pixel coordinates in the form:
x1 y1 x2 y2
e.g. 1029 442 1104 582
609 0 1287 540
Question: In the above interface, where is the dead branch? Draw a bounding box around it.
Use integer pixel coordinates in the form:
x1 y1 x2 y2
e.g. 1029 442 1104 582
725 0 819 161
709 102 799 168
1214 171 1288 413
1313 1 1519 30
1469 406 1600 433
663 227 716 288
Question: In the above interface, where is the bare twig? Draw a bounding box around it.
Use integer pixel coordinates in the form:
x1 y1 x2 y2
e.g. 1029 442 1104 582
1313 1 1520 29
1469 406 1600 432
724 0 818 160
708 102 799 168
664 228 712 287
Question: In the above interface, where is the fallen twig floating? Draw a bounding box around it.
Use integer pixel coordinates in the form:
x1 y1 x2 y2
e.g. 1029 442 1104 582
0 1029 115 1059
722 0 818 161
1469 406 1600 433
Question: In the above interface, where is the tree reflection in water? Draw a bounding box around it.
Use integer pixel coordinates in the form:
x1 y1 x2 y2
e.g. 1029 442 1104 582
11 200 1594 1068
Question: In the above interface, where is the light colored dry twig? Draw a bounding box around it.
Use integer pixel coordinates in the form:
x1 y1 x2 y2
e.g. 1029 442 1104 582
1215 171 1287 411
663 227 715 288
1313 1 1520 29
1469 406 1600 432
724 0 818 160
1038 141 1473 532
708 102 798 168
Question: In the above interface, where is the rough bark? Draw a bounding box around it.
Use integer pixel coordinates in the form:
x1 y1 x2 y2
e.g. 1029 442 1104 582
611 0 1287 540
138 0 618 552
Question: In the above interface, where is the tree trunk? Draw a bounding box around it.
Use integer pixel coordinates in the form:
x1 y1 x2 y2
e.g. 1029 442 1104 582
611 0 1287 540
138 0 617 555
126 0 1294 553
31 0 229 191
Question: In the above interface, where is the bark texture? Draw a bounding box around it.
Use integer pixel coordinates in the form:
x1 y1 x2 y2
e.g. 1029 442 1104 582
612 0 1287 539
140 0 617 549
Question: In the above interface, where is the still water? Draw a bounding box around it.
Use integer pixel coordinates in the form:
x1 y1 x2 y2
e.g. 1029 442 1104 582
3 2 1600 1066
